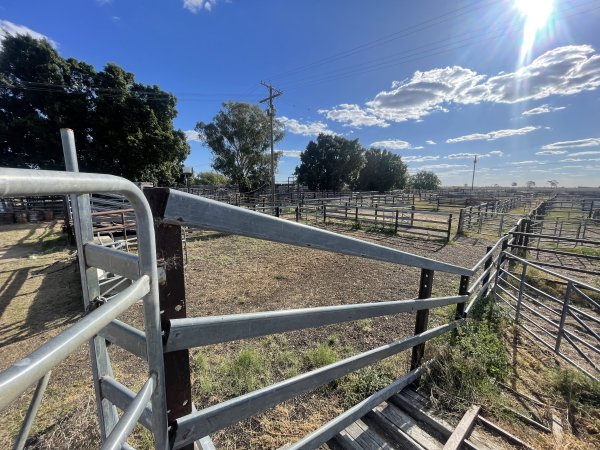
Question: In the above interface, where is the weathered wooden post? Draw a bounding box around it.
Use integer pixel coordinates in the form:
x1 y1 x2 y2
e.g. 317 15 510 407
410 205 415 227
323 204 327 223
394 210 399 234
355 206 359 225
446 214 453 242
295 206 299 222
458 208 464 235
411 269 434 371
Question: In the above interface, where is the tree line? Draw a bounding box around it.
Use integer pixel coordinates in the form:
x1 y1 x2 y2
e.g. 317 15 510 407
1 35 440 192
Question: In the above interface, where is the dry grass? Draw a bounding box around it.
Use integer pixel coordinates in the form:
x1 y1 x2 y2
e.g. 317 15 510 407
3 220 596 449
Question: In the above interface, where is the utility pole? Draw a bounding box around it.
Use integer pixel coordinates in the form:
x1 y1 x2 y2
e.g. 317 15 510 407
471 154 477 191
259 81 282 207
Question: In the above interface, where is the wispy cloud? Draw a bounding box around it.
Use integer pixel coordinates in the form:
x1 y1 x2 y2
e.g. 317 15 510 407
184 130 202 142
489 150 504 157
369 139 422 150
536 150 568 155
278 149 302 158
318 104 389 128
446 153 489 159
446 126 539 143
0 20 57 49
403 155 439 162
420 164 468 170
541 137 600 150
279 116 335 136
511 160 545 165
569 150 600 157
183 0 218 13
321 45 600 126
425 140 436 145
522 104 566 116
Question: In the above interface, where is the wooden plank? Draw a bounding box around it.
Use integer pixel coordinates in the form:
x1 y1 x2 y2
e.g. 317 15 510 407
345 420 394 450
443 405 480 450
328 430 365 450
391 394 478 450
370 402 442 449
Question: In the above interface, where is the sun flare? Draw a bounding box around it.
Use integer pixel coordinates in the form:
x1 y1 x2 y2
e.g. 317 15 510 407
515 0 554 63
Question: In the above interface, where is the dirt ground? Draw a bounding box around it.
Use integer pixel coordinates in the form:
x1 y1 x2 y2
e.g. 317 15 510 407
1 220 596 449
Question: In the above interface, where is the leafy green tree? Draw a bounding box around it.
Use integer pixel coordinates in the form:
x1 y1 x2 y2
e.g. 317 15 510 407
356 148 408 192
194 171 230 185
195 102 284 192
295 134 365 190
0 34 189 185
410 170 441 190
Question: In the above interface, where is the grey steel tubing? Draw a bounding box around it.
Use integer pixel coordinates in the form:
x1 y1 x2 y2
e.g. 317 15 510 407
84 243 141 281
99 376 153 430
286 365 426 450
506 252 600 293
165 295 467 351
158 189 473 276
13 371 52 450
173 320 462 448
563 333 600 373
101 374 156 450
0 276 149 411
99 320 148 360
0 167 169 450
470 235 509 273
568 309 600 343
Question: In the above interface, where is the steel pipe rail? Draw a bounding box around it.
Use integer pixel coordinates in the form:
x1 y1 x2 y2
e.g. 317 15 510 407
286 365 426 450
13 371 52 450
173 320 462 448
99 320 148 360
0 276 149 411
101 374 156 450
84 243 140 280
155 189 473 276
99 376 153 430
165 295 467 352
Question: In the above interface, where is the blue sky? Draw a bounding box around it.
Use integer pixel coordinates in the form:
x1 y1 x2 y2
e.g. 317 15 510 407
2 0 600 187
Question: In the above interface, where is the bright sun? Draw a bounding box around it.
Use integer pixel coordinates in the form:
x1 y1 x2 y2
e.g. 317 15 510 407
515 0 554 62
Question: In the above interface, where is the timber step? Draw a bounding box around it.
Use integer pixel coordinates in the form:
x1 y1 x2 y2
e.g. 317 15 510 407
326 387 527 450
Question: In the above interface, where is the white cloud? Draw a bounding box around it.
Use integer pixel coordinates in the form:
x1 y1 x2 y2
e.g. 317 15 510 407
446 153 489 159
489 150 504 157
279 116 335 136
569 150 600 157
522 104 566 116
541 137 600 150
536 150 568 155
426 140 436 145
184 130 201 142
183 0 218 13
318 104 389 128
511 160 544 165
322 45 600 126
403 155 439 162
420 164 468 170
0 20 57 49
446 126 539 143
369 139 422 150
278 149 302 158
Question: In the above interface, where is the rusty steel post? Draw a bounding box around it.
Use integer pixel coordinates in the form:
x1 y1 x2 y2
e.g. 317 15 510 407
144 188 194 450
410 268 434 371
